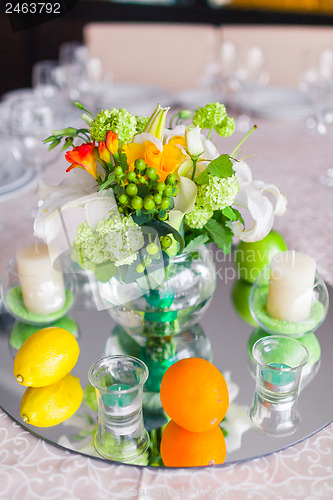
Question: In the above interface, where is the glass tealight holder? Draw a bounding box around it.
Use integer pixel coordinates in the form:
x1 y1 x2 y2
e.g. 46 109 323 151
248 336 309 437
247 328 321 390
88 355 150 463
1 257 76 325
250 266 329 336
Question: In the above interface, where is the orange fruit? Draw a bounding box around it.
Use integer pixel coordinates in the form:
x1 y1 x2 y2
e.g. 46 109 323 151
160 419 226 467
160 358 229 432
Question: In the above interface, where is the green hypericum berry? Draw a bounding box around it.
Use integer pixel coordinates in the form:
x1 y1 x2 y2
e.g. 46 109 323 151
136 264 145 273
166 174 176 185
146 243 159 255
158 213 168 221
156 182 166 193
118 194 128 205
137 174 146 184
134 158 146 171
164 185 173 197
114 166 123 177
161 235 172 249
126 171 137 183
146 167 157 180
115 175 124 184
131 196 143 210
172 186 179 196
160 198 170 210
143 197 155 211
126 183 138 197
154 193 162 204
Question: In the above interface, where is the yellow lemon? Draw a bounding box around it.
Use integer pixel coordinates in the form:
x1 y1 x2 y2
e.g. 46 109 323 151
20 373 83 427
14 327 80 387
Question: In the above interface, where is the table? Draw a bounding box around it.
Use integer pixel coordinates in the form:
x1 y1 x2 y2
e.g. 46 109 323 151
0 114 332 499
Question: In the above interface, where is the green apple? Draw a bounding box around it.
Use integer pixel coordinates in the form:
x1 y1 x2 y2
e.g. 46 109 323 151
231 278 257 327
234 230 288 284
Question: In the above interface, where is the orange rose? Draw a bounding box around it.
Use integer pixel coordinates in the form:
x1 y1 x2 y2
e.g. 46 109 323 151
123 140 184 181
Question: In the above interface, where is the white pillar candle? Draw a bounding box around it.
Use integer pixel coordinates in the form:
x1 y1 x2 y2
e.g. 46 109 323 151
16 242 66 315
266 250 316 322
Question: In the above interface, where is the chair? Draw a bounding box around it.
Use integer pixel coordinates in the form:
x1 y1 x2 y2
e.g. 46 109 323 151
83 22 217 91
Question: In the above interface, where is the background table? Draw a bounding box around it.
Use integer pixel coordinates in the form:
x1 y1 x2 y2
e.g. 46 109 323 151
0 114 332 499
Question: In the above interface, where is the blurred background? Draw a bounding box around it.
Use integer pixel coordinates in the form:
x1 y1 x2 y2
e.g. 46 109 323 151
1 0 333 96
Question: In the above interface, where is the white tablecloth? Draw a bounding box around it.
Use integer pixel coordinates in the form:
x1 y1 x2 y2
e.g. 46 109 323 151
0 114 332 499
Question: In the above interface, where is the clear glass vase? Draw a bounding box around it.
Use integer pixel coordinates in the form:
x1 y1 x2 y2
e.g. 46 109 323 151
97 245 216 341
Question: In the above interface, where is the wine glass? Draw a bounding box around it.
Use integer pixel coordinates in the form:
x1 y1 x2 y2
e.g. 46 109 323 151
228 45 270 131
55 42 112 113
32 60 60 99
7 93 64 175
299 48 333 136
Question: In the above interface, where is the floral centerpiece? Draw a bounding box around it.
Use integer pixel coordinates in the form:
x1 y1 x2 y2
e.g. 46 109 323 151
35 101 286 268
34 102 286 393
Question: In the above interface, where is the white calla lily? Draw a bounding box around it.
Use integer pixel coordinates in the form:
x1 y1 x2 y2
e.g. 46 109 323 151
174 159 197 213
34 169 117 243
232 161 287 242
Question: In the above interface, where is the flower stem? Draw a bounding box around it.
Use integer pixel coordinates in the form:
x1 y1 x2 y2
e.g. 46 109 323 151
231 125 258 158
207 126 213 140
191 159 197 180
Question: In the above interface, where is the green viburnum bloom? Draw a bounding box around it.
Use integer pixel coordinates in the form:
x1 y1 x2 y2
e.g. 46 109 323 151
185 174 239 229
135 115 149 134
72 214 144 269
185 206 214 229
198 174 239 211
193 103 235 138
90 108 138 144
214 116 235 137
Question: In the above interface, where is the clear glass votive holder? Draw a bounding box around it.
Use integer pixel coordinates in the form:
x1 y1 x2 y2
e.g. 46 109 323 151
88 355 149 462
248 336 309 437
250 266 329 336
247 328 321 390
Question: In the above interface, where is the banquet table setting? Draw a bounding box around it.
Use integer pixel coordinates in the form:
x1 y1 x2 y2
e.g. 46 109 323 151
0 67 333 500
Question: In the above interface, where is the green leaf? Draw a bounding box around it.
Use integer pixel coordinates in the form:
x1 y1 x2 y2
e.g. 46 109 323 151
222 206 238 222
195 169 210 185
204 218 233 254
137 184 150 198
99 173 116 191
118 152 129 170
132 213 153 226
184 233 209 253
208 154 233 178
231 208 245 228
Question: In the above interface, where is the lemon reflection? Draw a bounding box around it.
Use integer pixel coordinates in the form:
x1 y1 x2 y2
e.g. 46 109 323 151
20 373 83 427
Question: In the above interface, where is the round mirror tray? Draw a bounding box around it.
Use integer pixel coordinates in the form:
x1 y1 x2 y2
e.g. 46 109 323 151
0 259 332 469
